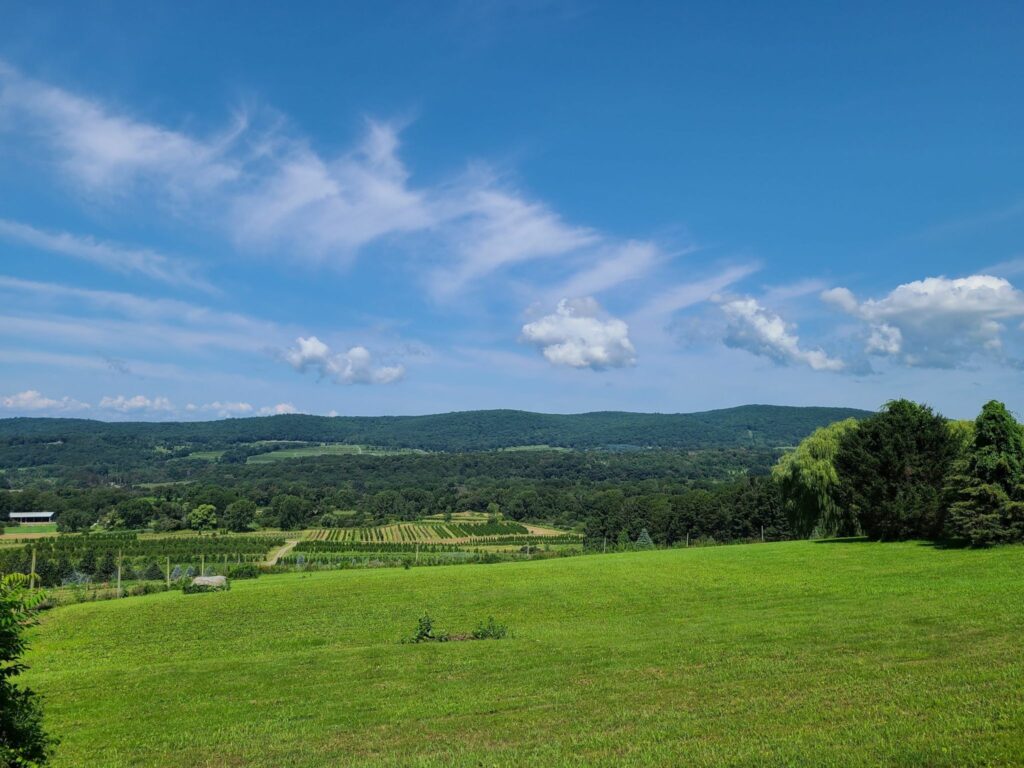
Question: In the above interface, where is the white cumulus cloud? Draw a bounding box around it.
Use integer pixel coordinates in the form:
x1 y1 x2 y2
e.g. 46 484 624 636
823 274 1024 367
99 394 174 413
259 402 298 416
521 298 636 370
720 298 845 372
1 389 89 411
283 336 404 384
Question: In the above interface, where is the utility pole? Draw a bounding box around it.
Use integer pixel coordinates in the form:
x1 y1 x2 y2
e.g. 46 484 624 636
166 557 171 588
201 553 205 577
29 547 36 590
116 549 123 597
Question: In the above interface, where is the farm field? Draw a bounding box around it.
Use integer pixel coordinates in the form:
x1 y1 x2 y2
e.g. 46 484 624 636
246 443 427 463
23 540 1024 767
304 518 576 544
1 522 59 539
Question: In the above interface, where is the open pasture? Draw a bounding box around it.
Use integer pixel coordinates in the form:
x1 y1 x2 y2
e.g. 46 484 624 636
23 540 1024 767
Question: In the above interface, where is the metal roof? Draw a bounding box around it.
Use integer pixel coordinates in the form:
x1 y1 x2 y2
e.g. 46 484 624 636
7 511 56 519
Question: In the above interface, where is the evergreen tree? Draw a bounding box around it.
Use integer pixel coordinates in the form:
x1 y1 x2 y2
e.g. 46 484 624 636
946 400 1024 546
0 573 53 767
634 528 654 549
96 551 117 581
834 400 957 540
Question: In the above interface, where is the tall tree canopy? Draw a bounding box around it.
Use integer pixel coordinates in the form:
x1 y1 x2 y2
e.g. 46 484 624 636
834 400 958 540
946 400 1024 546
772 418 860 537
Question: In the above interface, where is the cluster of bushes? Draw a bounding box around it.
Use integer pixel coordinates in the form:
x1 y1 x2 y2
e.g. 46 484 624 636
775 399 1024 546
402 613 510 644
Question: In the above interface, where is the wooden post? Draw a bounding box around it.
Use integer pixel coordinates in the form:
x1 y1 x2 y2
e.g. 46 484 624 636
29 546 37 590
166 557 171 588
201 553 205 577
761 525 765 542
686 532 690 548
602 537 607 554
415 542 419 564
116 549 122 597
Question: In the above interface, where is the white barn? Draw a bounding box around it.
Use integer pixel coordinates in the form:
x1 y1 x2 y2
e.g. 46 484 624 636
7 511 56 525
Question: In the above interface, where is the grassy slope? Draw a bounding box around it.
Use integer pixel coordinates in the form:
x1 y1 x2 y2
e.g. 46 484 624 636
24 542 1024 767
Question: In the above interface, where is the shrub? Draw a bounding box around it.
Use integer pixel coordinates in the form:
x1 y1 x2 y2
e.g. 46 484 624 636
403 613 448 644
226 563 262 580
471 616 509 640
182 579 230 595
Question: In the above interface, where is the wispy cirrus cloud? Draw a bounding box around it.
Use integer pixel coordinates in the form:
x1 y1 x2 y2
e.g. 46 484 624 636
0 218 212 291
0 63 678 309
0 61 241 194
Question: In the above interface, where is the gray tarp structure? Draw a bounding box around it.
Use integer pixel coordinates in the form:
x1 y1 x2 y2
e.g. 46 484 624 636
191 575 228 589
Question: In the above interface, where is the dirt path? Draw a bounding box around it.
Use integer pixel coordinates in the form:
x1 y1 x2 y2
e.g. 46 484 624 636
266 539 300 566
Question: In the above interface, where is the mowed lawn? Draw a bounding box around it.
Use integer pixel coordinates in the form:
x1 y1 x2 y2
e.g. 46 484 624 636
23 541 1024 767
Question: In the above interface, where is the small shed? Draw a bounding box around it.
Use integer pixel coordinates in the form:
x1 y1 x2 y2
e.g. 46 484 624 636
7 511 56 525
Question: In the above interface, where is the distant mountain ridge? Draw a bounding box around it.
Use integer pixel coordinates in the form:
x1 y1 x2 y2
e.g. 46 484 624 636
0 405 872 454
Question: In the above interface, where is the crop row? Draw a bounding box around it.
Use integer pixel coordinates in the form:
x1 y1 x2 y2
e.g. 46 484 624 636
307 520 531 544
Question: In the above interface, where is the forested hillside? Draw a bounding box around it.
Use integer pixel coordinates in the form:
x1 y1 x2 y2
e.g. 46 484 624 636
0 405 870 474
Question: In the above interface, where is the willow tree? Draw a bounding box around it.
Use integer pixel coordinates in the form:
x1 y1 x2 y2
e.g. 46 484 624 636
946 400 1024 546
772 418 860 538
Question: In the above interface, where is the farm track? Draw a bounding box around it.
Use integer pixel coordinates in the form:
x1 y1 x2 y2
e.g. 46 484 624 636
266 539 300 566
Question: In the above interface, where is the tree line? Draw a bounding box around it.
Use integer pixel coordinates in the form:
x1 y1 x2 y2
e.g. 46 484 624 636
774 399 1024 546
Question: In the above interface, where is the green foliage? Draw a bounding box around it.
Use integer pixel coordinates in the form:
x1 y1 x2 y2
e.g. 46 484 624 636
403 613 447 644
223 500 256 532
186 504 217 531
834 400 958 540
0 407 871 473
634 528 654 549
946 401 1024 546
772 419 860 537
272 495 311 531
471 616 509 640
182 579 230 594
226 563 262 580
0 573 53 767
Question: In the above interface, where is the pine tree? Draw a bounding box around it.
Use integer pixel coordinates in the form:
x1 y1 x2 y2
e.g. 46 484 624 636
634 528 654 549
946 401 1024 546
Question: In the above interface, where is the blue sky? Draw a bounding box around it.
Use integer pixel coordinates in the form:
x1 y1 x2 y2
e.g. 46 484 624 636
1 1 1023 420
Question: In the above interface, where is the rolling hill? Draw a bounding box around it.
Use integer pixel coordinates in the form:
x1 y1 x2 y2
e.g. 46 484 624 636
0 405 870 465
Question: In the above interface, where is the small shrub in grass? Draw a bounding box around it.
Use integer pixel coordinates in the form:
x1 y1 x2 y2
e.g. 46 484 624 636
403 613 449 643
471 616 509 640
402 614 510 643
227 563 261 580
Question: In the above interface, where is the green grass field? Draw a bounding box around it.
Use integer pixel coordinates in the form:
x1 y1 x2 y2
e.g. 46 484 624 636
246 444 426 462
1 522 59 536
23 541 1024 767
